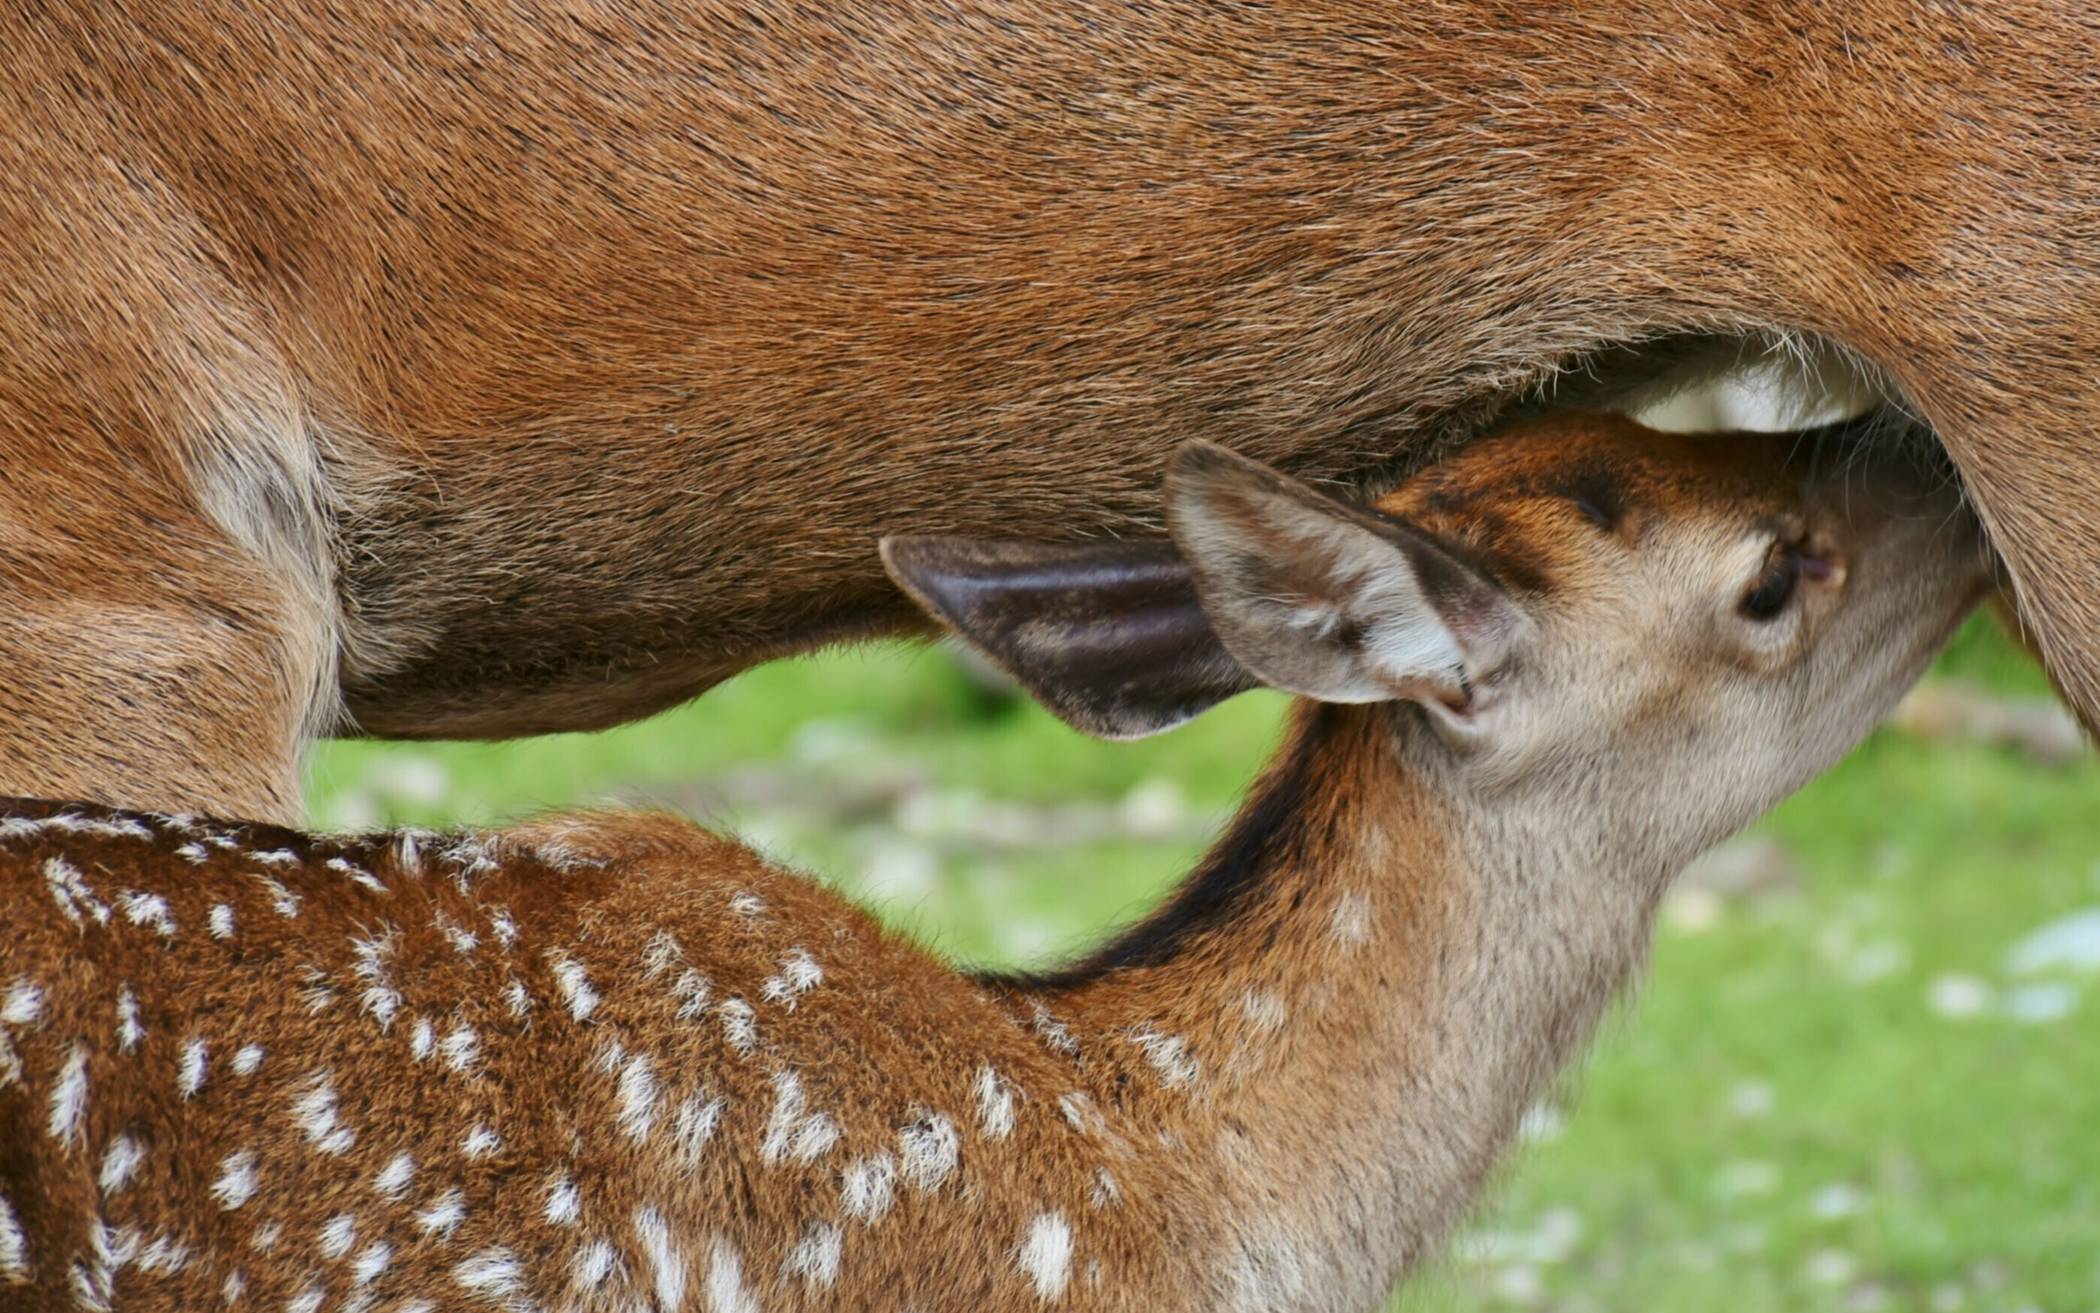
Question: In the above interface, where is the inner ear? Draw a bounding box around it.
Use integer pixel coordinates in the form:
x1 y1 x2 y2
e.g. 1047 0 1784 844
881 537 1259 740
1167 441 1522 709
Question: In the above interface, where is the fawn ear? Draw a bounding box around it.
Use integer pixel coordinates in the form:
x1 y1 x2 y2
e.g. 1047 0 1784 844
1167 441 1524 715
882 536 1258 740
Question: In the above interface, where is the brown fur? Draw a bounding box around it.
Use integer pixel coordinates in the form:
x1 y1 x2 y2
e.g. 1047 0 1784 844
0 420 1985 1310
0 2 2091 819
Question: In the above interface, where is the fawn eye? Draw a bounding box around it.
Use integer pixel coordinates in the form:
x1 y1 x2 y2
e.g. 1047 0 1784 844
1739 543 1801 622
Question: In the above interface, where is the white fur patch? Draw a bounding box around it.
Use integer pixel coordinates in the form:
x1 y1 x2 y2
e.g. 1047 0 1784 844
211 1150 259 1210
975 1065 1016 1139
1 979 42 1026
634 1207 685 1311
0 1189 28 1282
374 1152 415 1200
705 1236 758 1313
48 1044 88 1145
550 953 600 1022
178 1038 208 1098
1018 1212 1073 1300
784 1222 843 1288
454 1247 525 1301
842 1152 897 1222
545 1174 581 1226
99 1134 145 1195
617 1052 658 1140
899 1113 960 1190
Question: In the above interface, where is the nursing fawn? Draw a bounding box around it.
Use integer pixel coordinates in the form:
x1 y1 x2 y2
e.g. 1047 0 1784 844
0 414 1984 1311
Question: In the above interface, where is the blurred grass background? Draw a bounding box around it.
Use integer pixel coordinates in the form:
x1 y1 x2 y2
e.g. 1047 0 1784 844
306 615 2099 1313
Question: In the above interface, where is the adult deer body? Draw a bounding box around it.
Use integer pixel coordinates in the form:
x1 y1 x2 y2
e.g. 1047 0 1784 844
2 2 2092 820
0 416 1985 1310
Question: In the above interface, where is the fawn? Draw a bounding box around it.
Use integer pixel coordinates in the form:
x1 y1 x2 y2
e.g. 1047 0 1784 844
0 413 1986 1311
1 2 2091 821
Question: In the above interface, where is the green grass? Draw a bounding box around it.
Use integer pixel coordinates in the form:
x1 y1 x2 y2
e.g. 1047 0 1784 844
305 617 2100 1312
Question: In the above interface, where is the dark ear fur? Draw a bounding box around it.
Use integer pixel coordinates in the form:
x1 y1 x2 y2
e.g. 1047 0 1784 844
881 537 1257 739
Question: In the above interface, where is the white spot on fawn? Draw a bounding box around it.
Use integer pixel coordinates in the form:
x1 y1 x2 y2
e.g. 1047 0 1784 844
221 1269 245 1303
318 1214 356 1259
843 1152 898 1221
410 1018 435 1061
434 912 478 955
212 1150 259 1210
706 1235 758 1313
761 1070 839 1164
761 948 823 1009
573 1238 618 1290
899 1113 960 1191
136 1234 188 1275
1018 1212 1073 1300
416 1189 466 1237
976 1065 1016 1139
115 988 143 1052
440 1022 480 1073
673 1094 725 1171
1089 1169 1120 1208
719 999 757 1054
0 1189 29 1282
635 1207 686 1311
178 1037 207 1098
617 1052 659 1140
1131 1027 1201 1089
462 1124 502 1158
250 849 299 868
374 1152 415 1200
544 1174 581 1226
99 1133 145 1195
673 969 712 1020
642 930 683 978
45 857 110 926
209 904 235 939
118 891 176 937
784 1221 843 1288
2 979 42 1026
550 952 600 1021
351 932 401 1032
233 1044 264 1076
293 1074 356 1154
48 1043 88 1146
252 874 301 919
454 1247 525 1301
351 1240 392 1285
1330 892 1372 946
505 978 531 1017
729 892 766 918
1030 1002 1079 1055
326 856 387 895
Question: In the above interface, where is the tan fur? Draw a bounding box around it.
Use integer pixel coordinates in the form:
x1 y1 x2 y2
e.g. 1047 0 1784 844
0 419 1986 1310
0 3 2092 819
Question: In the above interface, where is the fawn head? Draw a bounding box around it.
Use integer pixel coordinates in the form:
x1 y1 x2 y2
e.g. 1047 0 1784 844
886 413 1988 858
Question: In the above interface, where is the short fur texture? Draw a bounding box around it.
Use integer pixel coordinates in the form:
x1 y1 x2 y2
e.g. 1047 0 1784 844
0 3 2091 819
0 417 1986 1310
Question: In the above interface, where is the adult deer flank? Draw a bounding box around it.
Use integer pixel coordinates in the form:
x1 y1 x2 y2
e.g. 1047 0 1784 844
0 415 1988 1311
3 3 2094 820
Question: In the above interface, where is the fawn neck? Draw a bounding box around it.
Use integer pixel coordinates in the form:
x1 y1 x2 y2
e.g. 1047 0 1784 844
1018 702 1667 1309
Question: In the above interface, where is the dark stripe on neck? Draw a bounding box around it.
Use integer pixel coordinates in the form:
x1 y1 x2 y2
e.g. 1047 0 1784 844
997 701 1342 990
